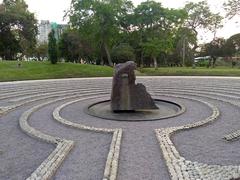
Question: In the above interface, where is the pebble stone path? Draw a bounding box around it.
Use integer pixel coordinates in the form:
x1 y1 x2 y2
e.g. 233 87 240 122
0 77 240 180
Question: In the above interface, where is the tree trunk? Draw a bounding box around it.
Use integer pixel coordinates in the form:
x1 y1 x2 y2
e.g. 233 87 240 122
182 36 186 67
140 29 144 68
100 44 104 65
153 56 158 70
100 54 104 65
207 58 212 68
103 42 113 67
140 51 144 68
212 56 217 68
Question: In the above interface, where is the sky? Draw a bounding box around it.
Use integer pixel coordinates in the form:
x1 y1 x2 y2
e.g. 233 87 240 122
1 0 239 43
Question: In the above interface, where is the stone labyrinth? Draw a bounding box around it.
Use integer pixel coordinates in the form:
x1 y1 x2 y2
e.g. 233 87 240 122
1 77 240 180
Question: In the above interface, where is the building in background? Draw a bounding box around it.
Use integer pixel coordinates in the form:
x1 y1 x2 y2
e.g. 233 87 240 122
38 20 68 43
38 20 51 43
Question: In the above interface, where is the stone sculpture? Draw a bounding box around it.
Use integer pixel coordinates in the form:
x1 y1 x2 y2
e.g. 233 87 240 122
111 61 158 112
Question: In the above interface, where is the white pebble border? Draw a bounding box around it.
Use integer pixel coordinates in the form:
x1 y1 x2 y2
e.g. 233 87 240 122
26 140 74 180
154 93 240 180
17 93 110 180
1 77 240 179
9 88 107 103
12 87 240 180
19 98 75 180
223 130 240 141
0 91 108 116
52 96 123 180
0 106 13 116
154 88 240 143
16 92 122 180
0 85 118 179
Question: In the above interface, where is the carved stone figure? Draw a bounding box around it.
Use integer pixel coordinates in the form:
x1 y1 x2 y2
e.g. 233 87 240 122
111 61 158 112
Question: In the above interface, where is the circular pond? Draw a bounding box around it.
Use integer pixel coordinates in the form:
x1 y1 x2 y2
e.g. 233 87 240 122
86 99 185 121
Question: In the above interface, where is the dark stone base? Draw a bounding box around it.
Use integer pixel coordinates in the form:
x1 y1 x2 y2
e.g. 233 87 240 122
87 99 185 121
113 110 136 113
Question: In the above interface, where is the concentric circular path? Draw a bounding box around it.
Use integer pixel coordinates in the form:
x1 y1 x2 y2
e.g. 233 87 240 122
0 77 240 180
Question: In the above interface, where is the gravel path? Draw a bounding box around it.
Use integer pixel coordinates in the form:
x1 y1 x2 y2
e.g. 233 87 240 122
0 106 54 179
0 77 240 180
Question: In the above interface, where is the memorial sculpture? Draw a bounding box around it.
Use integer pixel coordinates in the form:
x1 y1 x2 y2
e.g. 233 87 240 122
111 61 158 112
87 61 183 121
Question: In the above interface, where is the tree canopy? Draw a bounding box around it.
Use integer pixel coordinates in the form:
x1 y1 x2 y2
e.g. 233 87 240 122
64 0 226 68
2 0 237 68
68 0 134 66
224 0 240 19
0 0 38 60
224 33 240 56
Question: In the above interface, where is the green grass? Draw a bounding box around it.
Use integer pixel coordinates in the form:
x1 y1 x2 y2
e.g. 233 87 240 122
140 67 240 76
1 61 240 82
0 61 113 82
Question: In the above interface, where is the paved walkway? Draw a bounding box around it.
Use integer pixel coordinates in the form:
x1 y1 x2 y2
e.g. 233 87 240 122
0 77 240 180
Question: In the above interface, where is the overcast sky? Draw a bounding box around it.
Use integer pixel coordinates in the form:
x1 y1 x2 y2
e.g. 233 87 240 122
1 0 239 43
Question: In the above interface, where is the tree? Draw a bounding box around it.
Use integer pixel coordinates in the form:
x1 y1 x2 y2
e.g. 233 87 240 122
48 30 58 64
111 43 135 63
131 1 164 68
183 1 223 66
142 35 174 69
68 0 133 66
201 38 226 67
223 33 240 57
174 27 197 66
0 0 38 60
224 0 240 19
184 1 223 50
58 30 93 63
130 1 186 68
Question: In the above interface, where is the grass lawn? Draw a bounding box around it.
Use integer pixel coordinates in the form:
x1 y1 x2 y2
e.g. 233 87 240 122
1 61 240 82
0 61 113 82
140 67 240 76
